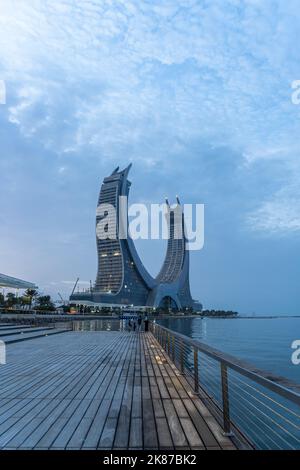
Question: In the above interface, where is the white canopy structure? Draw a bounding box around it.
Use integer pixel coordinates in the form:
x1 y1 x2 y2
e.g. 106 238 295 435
0 273 38 290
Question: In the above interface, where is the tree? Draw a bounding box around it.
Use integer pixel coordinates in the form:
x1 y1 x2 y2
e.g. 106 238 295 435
5 293 18 308
24 289 39 308
35 295 55 312
0 293 4 306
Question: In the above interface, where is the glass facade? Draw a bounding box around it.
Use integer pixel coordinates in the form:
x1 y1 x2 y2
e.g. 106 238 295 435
70 165 196 311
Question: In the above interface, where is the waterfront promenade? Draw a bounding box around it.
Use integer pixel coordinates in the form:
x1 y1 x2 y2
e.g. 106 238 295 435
0 329 236 450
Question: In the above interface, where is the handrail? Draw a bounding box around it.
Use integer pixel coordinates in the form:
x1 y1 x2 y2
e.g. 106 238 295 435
150 321 300 449
150 322 300 404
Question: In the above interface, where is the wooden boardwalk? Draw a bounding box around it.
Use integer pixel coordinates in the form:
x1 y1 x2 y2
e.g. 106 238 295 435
0 331 236 450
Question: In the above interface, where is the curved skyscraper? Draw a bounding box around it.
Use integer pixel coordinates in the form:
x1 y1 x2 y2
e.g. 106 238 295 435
70 165 196 312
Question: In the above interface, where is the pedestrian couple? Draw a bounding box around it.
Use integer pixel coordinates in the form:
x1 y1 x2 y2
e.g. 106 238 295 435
128 314 149 332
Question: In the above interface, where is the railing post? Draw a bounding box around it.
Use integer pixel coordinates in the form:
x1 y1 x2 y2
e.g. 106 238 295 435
180 340 184 373
220 363 233 436
193 347 199 393
167 332 170 356
172 335 175 361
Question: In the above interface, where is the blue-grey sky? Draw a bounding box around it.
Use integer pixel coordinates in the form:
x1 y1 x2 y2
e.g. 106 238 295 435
0 0 300 314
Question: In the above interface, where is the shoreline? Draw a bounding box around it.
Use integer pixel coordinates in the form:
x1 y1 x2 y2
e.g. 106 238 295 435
0 312 300 324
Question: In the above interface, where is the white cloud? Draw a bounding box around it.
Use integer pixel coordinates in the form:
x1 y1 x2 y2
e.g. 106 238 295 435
58 166 66 174
243 147 292 165
0 0 300 235
247 200 300 234
247 178 300 234
61 280 90 285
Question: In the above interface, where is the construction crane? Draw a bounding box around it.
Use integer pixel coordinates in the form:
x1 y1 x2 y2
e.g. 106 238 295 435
57 293 64 305
71 277 79 297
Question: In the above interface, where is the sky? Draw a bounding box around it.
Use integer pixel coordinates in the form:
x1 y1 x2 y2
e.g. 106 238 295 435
0 0 300 314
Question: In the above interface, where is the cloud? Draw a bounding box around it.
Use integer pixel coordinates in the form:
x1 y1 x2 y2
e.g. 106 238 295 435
247 199 300 234
0 0 300 236
61 280 90 285
246 177 300 234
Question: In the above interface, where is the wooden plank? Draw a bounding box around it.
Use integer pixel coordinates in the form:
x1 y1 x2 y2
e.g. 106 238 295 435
145 334 210 450
162 399 188 448
172 398 189 418
152 398 165 419
142 398 158 449
82 399 112 449
148 331 229 449
3 418 44 449
131 375 142 418
147 333 236 450
0 400 31 425
183 398 220 448
83 335 134 449
17 400 72 449
163 376 180 399
141 336 175 450
156 417 174 449
0 418 19 444
3 334 127 445
0 330 237 450
180 417 205 449
112 343 136 448
43 400 91 449
192 399 236 449
129 417 143 449
1 398 67 449
66 417 92 449
156 376 170 399
98 417 118 449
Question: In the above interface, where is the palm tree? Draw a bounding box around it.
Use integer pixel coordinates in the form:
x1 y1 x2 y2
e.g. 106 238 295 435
24 289 39 309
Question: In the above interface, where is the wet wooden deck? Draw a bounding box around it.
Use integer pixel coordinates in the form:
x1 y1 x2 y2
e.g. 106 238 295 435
0 331 236 450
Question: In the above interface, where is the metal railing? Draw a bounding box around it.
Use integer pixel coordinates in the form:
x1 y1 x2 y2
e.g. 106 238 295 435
150 322 300 450
72 319 128 331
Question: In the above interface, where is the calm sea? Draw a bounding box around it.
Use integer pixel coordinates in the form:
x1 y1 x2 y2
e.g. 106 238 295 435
157 317 300 384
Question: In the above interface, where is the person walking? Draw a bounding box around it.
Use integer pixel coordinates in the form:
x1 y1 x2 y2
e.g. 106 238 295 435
137 315 142 332
144 314 149 332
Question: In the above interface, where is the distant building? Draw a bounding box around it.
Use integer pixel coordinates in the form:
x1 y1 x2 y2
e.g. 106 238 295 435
70 165 199 312
193 300 203 313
